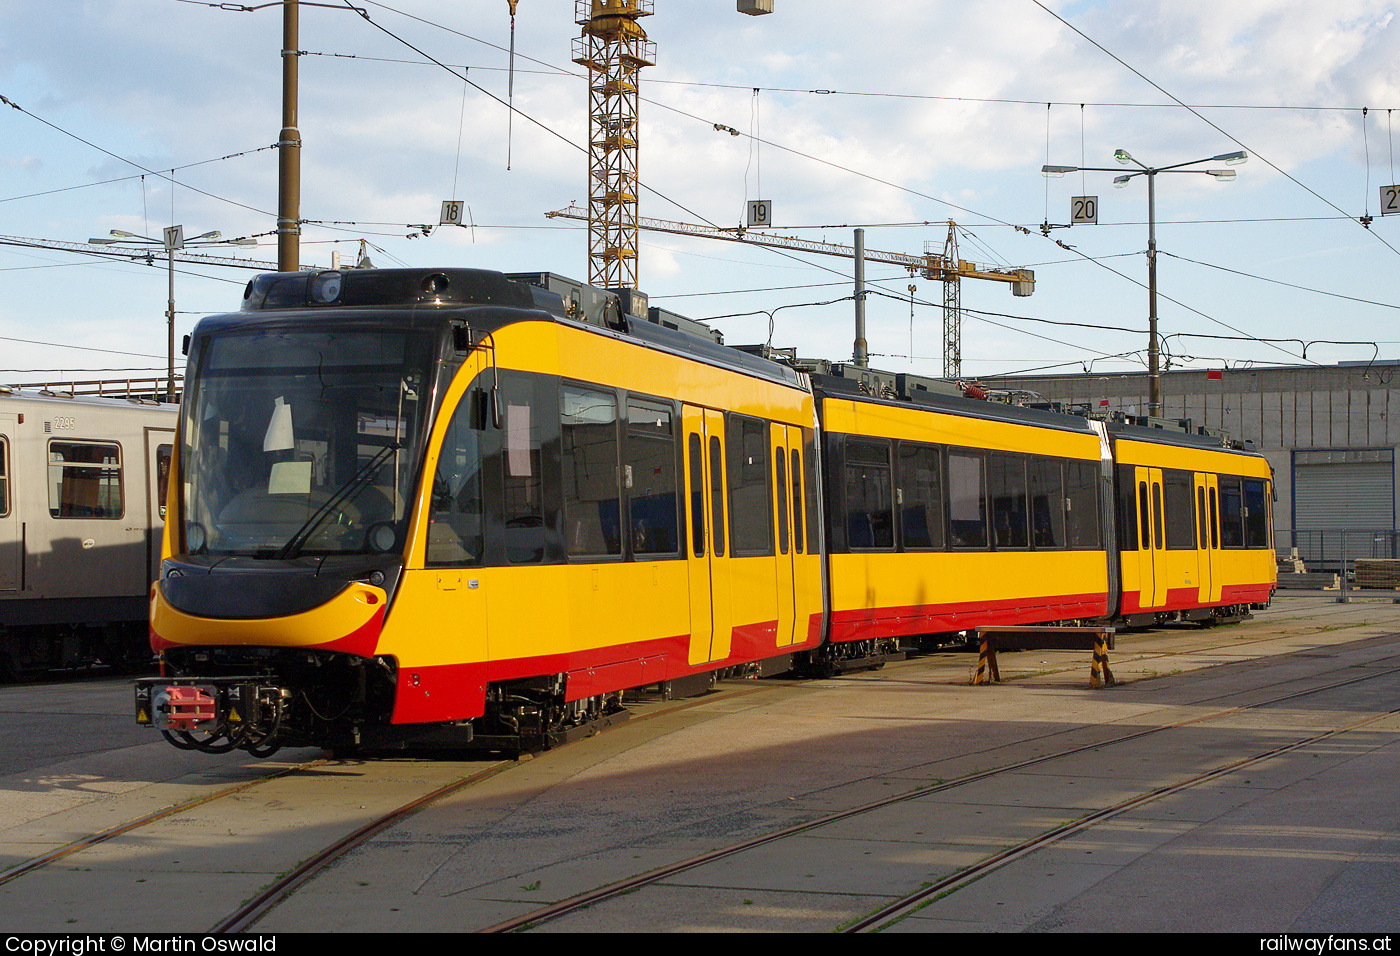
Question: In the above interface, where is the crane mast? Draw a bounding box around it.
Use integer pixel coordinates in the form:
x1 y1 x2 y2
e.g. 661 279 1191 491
572 0 654 290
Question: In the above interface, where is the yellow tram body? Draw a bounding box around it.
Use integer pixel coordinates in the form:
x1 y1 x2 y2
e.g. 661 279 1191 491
138 268 1277 755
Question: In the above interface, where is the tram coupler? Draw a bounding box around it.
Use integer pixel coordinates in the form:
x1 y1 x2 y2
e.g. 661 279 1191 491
134 676 276 731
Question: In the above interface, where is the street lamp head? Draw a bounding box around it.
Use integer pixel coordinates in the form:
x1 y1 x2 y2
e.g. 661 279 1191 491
190 230 221 242
1041 165 1076 178
1114 148 1134 166
1214 150 1248 165
1206 169 1237 181
1113 174 1134 188
110 229 139 239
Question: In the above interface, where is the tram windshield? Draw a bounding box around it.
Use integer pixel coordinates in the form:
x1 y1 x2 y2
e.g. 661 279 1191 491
180 326 436 558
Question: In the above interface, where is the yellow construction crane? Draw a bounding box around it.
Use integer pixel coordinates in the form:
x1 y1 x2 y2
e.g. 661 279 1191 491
572 0 655 291
569 1 773 290
546 205 1034 377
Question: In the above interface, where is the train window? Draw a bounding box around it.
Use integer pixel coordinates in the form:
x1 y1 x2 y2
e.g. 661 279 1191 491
1028 458 1065 549
688 434 705 558
844 439 893 550
1196 486 1208 549
504 397 547 562
156 444 172 520
1066 461 1100 550
0 436 8 518
1163 469 1196 550
1242 478 1269 549
1219 477 1244 548
774 448 789 554
561 385 620 559
709 435 725 557
1209 486 1220 549
1151 482 1164 550
898 443 943 551
948 450 987 549
1138 482 1151 550
625 398 679 557
989 453 1028 550
1116 465 1138 552
727 415 773 556
790 448 804 554
804 430 820 551
48 440 123 519
427 395 484 566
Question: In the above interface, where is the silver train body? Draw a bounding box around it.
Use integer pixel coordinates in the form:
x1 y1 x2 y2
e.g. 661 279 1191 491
0 387 177 677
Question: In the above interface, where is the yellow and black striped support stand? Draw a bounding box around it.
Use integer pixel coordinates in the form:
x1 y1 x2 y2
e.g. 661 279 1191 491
973 639 1001 685
1090 634 1115 689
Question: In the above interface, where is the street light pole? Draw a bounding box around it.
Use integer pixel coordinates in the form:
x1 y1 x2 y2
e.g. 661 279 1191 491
89 228 256 402
1042 148 1246 416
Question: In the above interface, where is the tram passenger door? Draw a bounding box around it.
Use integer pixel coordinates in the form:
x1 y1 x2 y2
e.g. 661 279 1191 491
1135 466 1167 609
683 406 732 665
0 414 17 592
1195 473 1221 604
771 424 800 648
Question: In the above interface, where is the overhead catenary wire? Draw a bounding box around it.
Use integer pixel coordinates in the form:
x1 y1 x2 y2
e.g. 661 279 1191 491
16 0 1394 380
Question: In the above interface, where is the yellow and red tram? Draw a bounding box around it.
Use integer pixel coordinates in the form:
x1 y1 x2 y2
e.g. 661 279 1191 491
136 267 1275 756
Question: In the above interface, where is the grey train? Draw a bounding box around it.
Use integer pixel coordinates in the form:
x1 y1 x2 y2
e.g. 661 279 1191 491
0 387 177 677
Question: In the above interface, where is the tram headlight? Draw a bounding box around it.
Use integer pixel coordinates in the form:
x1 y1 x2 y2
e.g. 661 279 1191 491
312 271 343 303
186 522 207 553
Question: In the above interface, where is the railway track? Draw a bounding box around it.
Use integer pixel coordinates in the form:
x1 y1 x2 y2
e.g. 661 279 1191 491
475 655 1400 933
1 602 1394 933
0 684 773 933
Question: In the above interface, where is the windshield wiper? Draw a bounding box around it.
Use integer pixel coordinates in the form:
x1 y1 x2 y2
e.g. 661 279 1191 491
274 442 401 561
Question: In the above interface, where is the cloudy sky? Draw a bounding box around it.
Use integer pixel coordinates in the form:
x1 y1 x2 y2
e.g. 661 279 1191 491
3 0 1399 388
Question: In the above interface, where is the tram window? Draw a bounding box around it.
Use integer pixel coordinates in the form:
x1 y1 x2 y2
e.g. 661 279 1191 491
561 385 620 558
688 434 705 558
988 453 1028 550
0 436 8 518
427 396 484 566
1243 478 1269 548
1138 482 1151 550
790 448 804 554
844 439 893 550
1066 461 1100 550
1209 486 1220 549
898 443 943 551
804 430 820 551
1196 486 1208 549
774 449 789 554
48 440 123 519
625 398 678 557
948 450 987 549
1028 458 1065 549
727 415 772 556
1219 477 1244 548
1163 469 1196 550
709 435 725 557
503 397 547 563
1151 482 1164 550
1116 465 1138 552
